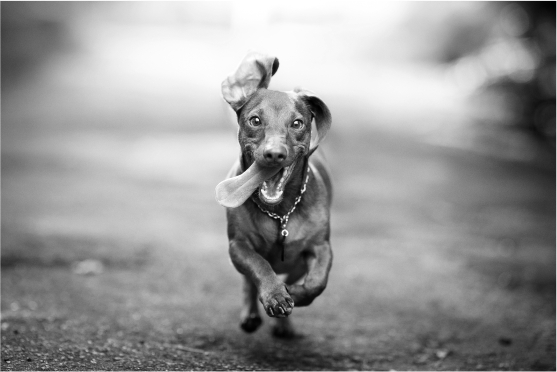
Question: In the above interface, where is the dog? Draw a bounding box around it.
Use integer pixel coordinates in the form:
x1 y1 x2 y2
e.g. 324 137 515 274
215 52 333 338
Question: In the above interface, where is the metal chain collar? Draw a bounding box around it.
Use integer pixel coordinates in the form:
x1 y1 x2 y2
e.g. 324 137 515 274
251 165 311 259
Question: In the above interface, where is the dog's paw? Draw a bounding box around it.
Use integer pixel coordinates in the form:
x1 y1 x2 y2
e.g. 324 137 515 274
240 313 262 333
260 284 294 318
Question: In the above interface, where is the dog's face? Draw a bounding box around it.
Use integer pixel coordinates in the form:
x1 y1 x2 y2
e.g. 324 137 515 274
217 52 331 208
236 89 313 205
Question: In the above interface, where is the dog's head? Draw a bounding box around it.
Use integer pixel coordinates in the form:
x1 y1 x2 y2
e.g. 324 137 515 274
216 52 331 208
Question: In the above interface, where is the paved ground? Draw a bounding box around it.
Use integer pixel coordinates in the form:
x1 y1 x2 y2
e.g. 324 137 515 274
2 121 555 370
1 9 555 367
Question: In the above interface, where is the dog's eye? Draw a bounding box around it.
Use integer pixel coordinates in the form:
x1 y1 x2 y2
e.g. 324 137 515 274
249 117 261 127
291 120 304 130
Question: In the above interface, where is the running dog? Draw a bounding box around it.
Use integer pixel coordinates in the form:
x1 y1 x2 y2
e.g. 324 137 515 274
216 52 333 338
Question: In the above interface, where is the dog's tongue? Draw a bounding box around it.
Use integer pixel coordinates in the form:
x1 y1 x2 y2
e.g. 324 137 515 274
215 162 280 208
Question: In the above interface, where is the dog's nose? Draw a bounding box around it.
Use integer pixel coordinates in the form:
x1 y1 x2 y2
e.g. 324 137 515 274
263 146 287 164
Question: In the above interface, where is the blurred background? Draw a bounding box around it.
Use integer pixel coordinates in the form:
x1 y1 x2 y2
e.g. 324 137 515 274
2 2 555 370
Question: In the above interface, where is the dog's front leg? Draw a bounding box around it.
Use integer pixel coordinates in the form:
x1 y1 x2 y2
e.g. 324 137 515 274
229 240 295 317
287 241 333 307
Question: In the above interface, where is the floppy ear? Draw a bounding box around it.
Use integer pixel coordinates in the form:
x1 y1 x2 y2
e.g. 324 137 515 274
294 88 332 151
221 52 279 111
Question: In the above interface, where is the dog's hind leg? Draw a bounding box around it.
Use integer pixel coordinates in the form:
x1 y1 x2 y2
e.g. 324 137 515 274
240 275 262 333
272 317 296 339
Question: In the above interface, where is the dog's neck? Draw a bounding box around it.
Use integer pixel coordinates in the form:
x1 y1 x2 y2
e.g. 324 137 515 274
241 152 309 216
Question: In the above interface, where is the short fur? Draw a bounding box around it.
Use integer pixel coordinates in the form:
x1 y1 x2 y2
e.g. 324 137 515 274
220 52 333 338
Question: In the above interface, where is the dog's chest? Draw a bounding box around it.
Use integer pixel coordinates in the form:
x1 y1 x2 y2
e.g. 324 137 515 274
228 197 327 258
249 214 311 272
253 211 318 254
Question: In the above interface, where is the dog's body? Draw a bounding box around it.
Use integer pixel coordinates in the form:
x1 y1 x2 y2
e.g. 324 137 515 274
216 53 333 337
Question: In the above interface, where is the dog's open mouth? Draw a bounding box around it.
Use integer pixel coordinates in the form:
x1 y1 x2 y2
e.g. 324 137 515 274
258 159 298 205
215 155 300 209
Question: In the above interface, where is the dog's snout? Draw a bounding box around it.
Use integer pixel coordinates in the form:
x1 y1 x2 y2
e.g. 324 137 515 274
263 145 287 163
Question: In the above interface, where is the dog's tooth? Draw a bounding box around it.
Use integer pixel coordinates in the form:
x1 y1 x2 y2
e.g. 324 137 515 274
260 183 284 202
